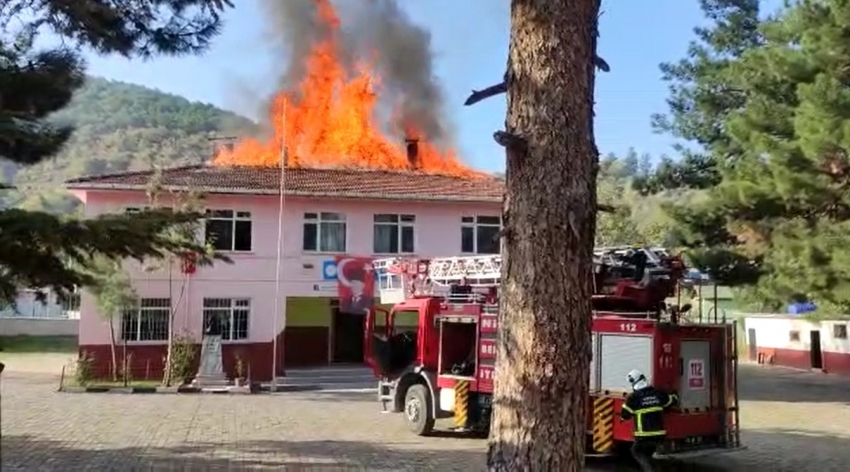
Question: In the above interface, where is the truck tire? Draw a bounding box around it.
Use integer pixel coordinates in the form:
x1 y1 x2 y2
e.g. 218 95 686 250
404 384 435 436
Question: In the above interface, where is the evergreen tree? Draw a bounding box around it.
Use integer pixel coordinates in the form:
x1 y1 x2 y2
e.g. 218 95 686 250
0 0 233 303
647 0 765 289
636 0 763 195
661 0 850 312
713 0 850 311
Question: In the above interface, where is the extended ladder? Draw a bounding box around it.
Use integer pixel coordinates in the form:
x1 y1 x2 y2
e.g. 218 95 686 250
373 255 500 303
373 247 676 303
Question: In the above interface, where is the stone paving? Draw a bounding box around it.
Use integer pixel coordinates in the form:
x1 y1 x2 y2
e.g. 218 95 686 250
1 356 849 471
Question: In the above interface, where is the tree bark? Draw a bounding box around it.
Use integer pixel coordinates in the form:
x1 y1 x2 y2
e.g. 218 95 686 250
163 260 174 386
108 315 118 382
487 0 599 470
163 261 188 387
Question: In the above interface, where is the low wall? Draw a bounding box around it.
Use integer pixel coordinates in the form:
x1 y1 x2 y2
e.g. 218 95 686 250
0 317 79 336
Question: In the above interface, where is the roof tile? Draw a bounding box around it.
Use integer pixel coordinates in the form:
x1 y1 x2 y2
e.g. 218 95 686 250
65 165 504 202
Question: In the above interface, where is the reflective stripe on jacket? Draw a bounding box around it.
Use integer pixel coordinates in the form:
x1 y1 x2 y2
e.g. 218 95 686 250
620 386 678 438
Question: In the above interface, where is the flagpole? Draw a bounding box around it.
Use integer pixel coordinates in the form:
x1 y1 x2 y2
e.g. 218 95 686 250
271 101 287 392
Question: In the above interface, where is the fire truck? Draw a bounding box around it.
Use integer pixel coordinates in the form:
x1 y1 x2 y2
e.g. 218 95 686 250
364 248 742 458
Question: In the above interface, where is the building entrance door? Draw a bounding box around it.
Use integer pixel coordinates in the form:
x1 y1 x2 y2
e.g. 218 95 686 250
332 306 365 364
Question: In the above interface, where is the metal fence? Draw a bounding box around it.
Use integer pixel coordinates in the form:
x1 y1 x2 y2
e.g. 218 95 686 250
0 291 80 319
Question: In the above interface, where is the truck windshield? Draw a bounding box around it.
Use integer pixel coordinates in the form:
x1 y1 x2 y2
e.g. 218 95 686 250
392 310 418 336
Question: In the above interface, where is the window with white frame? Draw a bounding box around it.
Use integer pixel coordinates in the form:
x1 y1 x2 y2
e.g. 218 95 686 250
461 215 501 254
125 206 152 214
302 212 347 252
121 298 170 342
373 214 415 254
205 210 252 252
202 298 250 341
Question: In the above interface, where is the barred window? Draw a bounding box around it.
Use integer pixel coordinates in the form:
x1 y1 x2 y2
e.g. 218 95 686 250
202 298 250 341
121 298 170 342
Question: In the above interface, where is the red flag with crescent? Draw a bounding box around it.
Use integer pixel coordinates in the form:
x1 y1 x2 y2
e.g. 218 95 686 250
335 256 375 314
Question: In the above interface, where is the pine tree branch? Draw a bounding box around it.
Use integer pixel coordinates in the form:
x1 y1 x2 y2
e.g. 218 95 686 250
0 208 231 304
464 55 610 106
31 0 234 57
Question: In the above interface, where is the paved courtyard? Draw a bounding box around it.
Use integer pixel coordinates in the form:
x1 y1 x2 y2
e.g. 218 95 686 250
2 355 850 471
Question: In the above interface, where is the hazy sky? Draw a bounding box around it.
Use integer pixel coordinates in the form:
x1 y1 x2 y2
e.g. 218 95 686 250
80 1 777 173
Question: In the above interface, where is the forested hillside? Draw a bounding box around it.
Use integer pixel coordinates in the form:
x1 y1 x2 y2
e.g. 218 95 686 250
0 77 257 213
595 149 684 248
0 77 673 248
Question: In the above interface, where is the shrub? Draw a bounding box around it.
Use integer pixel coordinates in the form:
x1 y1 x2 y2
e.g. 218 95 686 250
234 349 246 379
168 333 198 385
75 351 95 386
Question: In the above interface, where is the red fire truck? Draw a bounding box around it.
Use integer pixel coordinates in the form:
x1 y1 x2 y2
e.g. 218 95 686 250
364 248 742 458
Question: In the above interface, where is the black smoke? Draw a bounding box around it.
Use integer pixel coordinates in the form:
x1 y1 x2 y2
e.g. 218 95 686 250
259 0 452 145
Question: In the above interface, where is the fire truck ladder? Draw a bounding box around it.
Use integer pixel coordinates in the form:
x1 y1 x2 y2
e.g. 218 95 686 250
373 255 502 300
374 248 674 301
427 255 502 287
725 320 742 449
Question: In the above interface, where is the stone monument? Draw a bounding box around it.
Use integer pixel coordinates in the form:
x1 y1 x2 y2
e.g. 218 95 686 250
192 313 229 389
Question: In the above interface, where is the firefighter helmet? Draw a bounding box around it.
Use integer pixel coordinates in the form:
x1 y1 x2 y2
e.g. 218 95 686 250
627 369 649 391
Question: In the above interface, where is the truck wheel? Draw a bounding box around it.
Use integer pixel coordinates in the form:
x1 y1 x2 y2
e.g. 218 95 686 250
404 384 435 436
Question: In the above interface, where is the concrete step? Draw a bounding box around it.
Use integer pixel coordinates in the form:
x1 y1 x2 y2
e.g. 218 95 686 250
284 366 374 378
268 365 377 392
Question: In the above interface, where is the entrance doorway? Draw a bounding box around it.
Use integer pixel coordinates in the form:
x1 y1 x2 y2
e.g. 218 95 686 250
747 328 757 361
810 330 823 369
332 300 365 364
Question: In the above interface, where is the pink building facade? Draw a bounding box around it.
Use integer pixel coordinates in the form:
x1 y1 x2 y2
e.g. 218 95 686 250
66 165 503 381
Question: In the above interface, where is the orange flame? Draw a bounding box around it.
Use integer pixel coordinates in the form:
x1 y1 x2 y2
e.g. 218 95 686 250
213 0 476 177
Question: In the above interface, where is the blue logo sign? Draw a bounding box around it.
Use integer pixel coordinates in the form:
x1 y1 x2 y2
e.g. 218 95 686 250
322 260 338 281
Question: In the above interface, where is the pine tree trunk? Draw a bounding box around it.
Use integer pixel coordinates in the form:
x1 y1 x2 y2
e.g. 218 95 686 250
487 0 600 470
108 315 118 382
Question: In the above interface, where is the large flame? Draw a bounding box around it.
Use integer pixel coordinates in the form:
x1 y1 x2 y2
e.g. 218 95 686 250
213 0 476 177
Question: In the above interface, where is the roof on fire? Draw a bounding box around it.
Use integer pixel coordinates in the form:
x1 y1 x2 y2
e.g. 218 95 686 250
65 164 504 203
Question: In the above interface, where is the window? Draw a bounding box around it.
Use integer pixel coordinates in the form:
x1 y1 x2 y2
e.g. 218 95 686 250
789 330 801 342
58 291 81 312
202 298 250 341
303 212 347 252
205 210 252 252
834 324 848 340
121 298 170 342
461 216 501 254
373 214 415 254
125 206 152 214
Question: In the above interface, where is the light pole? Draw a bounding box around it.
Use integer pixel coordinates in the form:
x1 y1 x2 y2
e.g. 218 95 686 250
271 103 288 392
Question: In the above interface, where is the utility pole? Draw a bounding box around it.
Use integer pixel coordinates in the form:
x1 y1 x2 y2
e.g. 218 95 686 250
272 103 288 391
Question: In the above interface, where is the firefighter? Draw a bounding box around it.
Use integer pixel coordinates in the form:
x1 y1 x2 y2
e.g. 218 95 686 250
620 369 678 472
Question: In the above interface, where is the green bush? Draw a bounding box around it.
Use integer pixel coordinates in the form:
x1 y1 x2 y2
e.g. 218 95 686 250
75 351 95 386
168 334 198 385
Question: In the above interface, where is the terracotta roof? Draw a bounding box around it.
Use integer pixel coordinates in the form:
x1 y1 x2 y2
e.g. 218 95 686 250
65 165 504 202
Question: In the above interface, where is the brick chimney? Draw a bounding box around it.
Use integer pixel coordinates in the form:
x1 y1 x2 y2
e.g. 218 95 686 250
405 138 419 170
